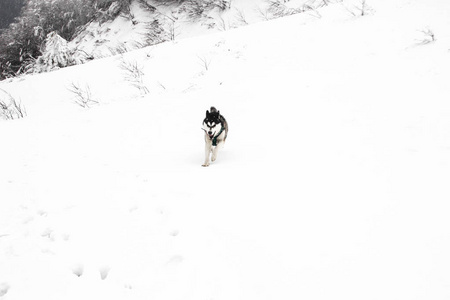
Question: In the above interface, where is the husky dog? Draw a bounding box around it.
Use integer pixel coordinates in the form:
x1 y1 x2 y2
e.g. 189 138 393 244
202 107 228 167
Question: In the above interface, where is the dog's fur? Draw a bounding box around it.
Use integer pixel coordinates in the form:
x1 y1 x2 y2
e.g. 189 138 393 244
202 107 228 167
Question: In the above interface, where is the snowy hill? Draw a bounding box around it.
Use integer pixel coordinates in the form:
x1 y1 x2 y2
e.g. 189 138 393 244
1 0 450 299
58 0 332 65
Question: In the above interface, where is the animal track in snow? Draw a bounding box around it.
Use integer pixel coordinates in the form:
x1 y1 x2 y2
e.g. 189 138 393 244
166 255 184 265
99 266 111 280
61 233 70 241
71 264 84 277
41 228 55 241
22 216 34 224
0 283 9 297
128 205 138 213
169 230 179 237
37 210 48 217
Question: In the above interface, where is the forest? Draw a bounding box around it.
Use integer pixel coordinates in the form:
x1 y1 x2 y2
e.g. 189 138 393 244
0 0 135 80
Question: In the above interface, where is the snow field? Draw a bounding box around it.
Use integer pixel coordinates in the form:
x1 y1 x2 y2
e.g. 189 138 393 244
1 0 450 299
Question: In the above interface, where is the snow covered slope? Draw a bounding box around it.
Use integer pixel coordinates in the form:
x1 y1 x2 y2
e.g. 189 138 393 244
1 0 450 299
66 0 332 60
66 0 272 59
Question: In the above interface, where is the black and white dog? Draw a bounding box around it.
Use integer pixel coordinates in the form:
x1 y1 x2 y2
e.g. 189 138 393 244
202 107 228 167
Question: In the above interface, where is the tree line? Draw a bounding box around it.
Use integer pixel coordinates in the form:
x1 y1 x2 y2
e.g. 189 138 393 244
0 0 133 80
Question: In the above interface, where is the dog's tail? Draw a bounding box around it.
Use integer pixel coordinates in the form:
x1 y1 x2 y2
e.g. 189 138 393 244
210 107 218 113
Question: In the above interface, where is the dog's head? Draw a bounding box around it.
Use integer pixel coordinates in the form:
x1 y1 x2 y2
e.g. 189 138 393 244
203 109 222 140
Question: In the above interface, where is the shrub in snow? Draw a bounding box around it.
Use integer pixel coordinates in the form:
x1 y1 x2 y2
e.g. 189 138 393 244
31 31 92 73
179 0 231 20
96 0 132 16
67 82 99 108
259 0 334 21
215 0 231 10
143 19 172 45
34 32 72 72
107 1 123 17
119 58 149 95
266 0 303 18
197 55 211 71
0 88 26 120
108 42 130 56
416 28 436 45
234 8 249 26
344 0 375 17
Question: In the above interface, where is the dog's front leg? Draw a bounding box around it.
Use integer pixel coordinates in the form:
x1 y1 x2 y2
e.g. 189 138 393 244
211 141 223 162
202 139 212 167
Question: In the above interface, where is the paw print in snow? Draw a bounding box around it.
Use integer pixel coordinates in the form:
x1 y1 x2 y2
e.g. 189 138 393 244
99 266 111 280
0 283 9 297
71 263 84 277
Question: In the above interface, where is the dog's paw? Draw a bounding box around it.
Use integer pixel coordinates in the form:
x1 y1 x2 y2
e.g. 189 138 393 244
202 163 210 167
211 156 216 162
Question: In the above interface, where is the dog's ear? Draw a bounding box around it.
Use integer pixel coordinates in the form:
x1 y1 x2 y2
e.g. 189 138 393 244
206 110 209 117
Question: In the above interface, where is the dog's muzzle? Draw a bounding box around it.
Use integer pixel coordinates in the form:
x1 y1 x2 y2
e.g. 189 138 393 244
202 128 215 140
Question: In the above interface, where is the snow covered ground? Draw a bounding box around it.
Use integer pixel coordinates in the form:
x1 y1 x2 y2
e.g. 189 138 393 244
1 0 450 299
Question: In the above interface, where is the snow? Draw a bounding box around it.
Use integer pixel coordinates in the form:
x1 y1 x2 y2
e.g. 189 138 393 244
1 0 450 299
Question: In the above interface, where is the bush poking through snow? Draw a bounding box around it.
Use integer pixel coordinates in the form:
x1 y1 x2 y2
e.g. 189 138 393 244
197 55 211 71
216 15 230 31
179 0 231 20
108 42 130 56
416 28 436 45
266 0 304 18
258 0 336 21
68 82 98 108
34 32 72 73
179 1 205 20
234 8 249 26
30 32 92 74
119 58 149 95
255 5 271 21
143 19 171 46
344 0 374 17
138 0 178 45
0 88 26 120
